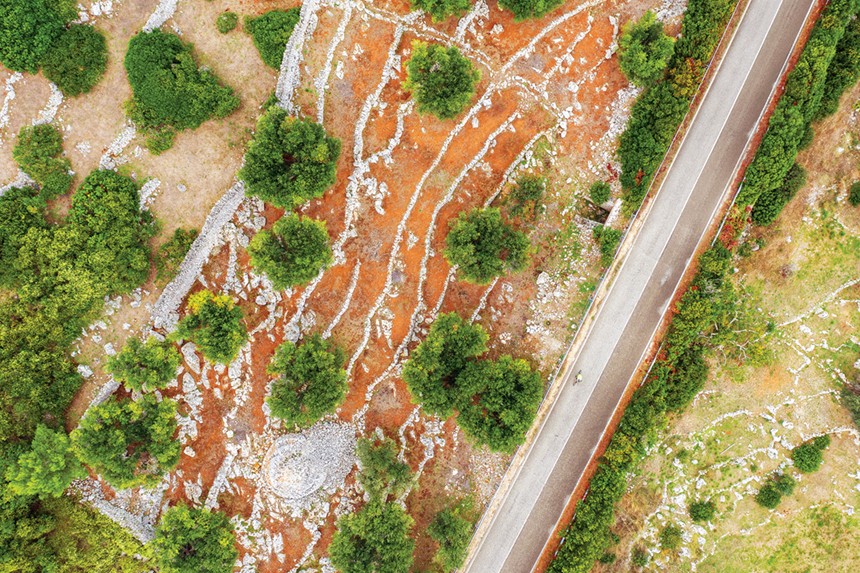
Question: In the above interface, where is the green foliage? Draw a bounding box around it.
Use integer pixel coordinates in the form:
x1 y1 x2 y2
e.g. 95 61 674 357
756 473 796 508
71 394 180 489
849 181 860 207
216 11 239 34
791 434 830 473
0 0 76 73
619 11 675 87
266 334 347 428
593 225 622 266
456 355 542 452
444 207 530 284
239 107 342 209
356 437 413 501
330 501 415 573
815 16 860 120
42 24 108 96
248 214 333 289
497 0 563 21
659 524 682 550
631 547 649 567
124 30 239 153
589 181 611 205
751 163 807 226
155 227 198 282
618 0 738 207
428 500 474 572
739 0 858 210
404 41 480 120
245 9 300 68
153 504 237 573
5 425 85 498
402 312 488 417
506 174 545 220
412 0 472 22
0 186 46 287
13 123 73 199
107 336 181 391
688 500 716 522
843 385 860 427
175 290 247 364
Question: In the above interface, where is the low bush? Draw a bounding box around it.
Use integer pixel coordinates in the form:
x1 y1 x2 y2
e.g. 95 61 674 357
0 0 76 73
750 163 807 226
589 181 611 206
216 11 239 34
175 290 247 364
506 174 545 220
498 0 563 20
412 0 472 22
42 24 108 96
356 437 413 501
124 30 239 153
659 524 682 550
791 434 830 473
618 11 675 87
248 214 333 289
267 334 347 429
239 107 342 209
330 501 414 573
756 473 796 508
404 41 480 120
12 124 72 199
107 336 181 391
428 499 474 572
631 547 649 567
155 227 198 282
153 504 237 573
593 225 622 266
688 500 716 522
71 394 180 489
444 207 530 284
245 9 300 68
849 181 860 207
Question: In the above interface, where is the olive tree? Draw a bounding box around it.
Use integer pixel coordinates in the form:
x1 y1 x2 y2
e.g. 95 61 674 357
107 336 181 391
153 504 237 573
330 501 414 573
356 437 413 501
5 425 85 498
411 0 472 22
175 290 247 364
444 207 529 284
404 41 480 120
618 11 675 87
248 214 333 289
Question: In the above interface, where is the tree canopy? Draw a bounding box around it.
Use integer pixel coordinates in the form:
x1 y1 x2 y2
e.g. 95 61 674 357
428 500 474 572
618 11 675 87
456 355 542 452
41 24 108 96
0 0 76 73
402 312 488 417
152 505 237 573
266 334 347 428
245 9 300 68
0 186 46 287
239 107 342 208
404 41 480 120
506 174 545 220
107 336 181 391
5 425 85 498
791 434 830 473
356 437 414 501
175 290 247 364
411 0 472 22
497 0 563 21
124 30 239 153
329 501 415 573
248 214 333 289
444 207 530 284
12 123 73 199
71 395 181 489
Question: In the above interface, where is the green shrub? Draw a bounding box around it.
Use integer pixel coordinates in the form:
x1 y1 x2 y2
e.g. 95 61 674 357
412 0 472 22
107 336 181 391
0 0 76 73
593 225 622 266
248 214 333 289
598 552 617 564
5 425 85 498
239 107 342 209
659 524 682 550
12 124 72 199
814 16 860 120
402 312 488 417
404 41 480 120
124 30 239 152
751 163 807 225
619 11 675 87
266 334 347 429
175 290 247 364
773 473 796 496
71 394 180 489
245 9 300 68
444 207 529 284
688 500 716 522
849 181 860 206
792 434 830 473
428 500 474 572
356 437 413 501
498 0 563 20
155 227 199 282
330 501 415 573
506 174 545 219
0 186 46 287
153 505 237 573
216 11 239 34
755 483 782 509
42 24 108 96
631 547 649 567
589 181 611 205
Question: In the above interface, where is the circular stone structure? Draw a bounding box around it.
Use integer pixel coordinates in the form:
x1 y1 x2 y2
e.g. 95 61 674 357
263 422 356 508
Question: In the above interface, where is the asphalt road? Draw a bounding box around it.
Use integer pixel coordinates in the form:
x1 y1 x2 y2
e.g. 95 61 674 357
461 1 816 571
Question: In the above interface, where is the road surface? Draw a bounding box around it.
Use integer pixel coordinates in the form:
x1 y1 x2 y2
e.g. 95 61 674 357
462 0 816 571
